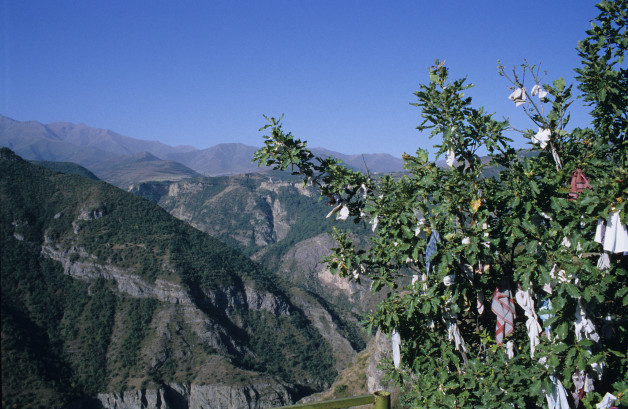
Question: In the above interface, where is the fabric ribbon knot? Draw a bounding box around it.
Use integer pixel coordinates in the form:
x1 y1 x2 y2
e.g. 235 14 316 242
492 281 516 345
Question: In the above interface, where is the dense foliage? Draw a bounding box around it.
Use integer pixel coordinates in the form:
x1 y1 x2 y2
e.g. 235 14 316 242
2 232 118 408
254 1 627 408
241 308 337 391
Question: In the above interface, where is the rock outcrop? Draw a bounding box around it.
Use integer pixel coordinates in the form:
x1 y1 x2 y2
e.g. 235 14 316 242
366 330 390 394
41 244 194 305
40 244 291 317
94 381 294 409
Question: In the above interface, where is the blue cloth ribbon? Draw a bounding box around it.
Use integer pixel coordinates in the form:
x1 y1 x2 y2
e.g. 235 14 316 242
425 230 440 277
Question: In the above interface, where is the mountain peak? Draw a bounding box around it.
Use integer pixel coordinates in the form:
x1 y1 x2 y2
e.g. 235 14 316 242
130 151 160 162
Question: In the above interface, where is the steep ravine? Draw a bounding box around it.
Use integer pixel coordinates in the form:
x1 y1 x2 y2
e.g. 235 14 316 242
1 150 350 409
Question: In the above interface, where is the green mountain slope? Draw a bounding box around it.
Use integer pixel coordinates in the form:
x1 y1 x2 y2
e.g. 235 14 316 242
0 148 337 409
31 160 100 180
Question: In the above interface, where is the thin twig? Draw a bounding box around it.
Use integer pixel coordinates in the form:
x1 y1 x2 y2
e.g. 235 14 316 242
362 154 371 178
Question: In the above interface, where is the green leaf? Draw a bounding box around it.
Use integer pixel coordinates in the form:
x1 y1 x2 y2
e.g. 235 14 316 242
556 322 569 340
553 77 566 92
564 283 581 299
416 149 429 163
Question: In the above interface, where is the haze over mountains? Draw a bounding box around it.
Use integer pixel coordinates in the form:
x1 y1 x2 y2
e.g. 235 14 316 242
0 115 405 187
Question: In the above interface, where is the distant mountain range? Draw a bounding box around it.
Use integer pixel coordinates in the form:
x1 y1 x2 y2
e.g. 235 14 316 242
0 115 405 188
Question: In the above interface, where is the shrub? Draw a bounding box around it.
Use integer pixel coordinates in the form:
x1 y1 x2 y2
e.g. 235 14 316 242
253 1 627 407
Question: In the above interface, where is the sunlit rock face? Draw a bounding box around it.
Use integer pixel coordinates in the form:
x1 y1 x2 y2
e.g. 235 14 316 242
94 381 294 409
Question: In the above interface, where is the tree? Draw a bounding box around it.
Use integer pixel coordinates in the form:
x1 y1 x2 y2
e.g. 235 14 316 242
253 1 627 407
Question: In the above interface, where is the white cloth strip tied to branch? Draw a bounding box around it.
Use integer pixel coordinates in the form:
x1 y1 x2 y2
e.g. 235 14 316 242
425 230 440 278
595 210 628 253
532 127 551 149
546 375 570 409
531 84 549 100
538 333 570 409
596 392 618 409
575 299 600 343
370 215 379 232
573 298 604 401
597 252 611 270
444 286 466 354
515 286 543 357
446 319 467 353
572 370 594 407
537 278 570 409
326 203 350 221
443 274 455 286
477 292 485 315
538 298 553 338
573 370 594 393
508 87 527 107
392 330 401 369
359 183 368 199
446 146 455 167
505 340 514 359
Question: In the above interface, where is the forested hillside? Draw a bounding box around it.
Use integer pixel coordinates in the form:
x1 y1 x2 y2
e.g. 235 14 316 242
0 148 340 409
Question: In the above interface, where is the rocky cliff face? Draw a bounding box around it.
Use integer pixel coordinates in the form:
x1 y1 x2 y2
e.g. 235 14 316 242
131 174 378 359
40 241 293 360
41 243 193 305
42 242 291 314
93 380 294 409
134 175 313 250
278 233 383 315
124 173 390 407
288 289 357 373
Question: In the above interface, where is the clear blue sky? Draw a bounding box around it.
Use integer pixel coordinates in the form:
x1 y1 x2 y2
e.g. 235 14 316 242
1 0 599 158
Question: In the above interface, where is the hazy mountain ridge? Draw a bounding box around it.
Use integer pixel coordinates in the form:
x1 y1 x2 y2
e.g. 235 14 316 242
88 151 204 189
1 148 357 409
166 143 270 176
37 118 196 157
1 115 405 182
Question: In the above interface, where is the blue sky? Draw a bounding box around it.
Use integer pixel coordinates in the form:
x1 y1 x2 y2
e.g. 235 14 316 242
1 0 599 158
